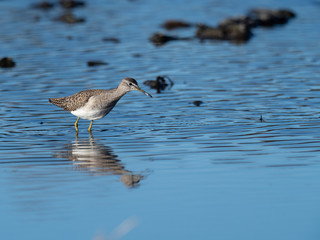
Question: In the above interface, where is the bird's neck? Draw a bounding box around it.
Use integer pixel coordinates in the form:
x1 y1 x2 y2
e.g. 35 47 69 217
114 86 128 99
98 87 128 110
99 87 127 106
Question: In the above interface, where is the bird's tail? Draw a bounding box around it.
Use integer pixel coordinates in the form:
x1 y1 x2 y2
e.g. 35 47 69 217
48 97 66 108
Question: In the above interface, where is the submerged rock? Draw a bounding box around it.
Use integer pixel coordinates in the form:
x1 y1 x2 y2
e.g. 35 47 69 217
153 8 295 45
143 76 174 93
87 61 108 67
55 12 85 24
32 1 55 9
162 20 192 30
248 8 296 27
150 32 191 46
59 0 85 9
196 22 252 42
196 8 295 42
196 24 224 40
193 101 203 107
220 21 253 42
149 32 180 46
259 114 266 122
102 37 120 43
132 53 142 58
218 15 258 29
0 57 16 68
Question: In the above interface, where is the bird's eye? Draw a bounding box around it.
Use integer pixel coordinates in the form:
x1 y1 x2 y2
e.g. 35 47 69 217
129 83 133 86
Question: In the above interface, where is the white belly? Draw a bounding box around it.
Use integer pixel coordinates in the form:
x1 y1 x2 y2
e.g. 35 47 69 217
71 105 111 120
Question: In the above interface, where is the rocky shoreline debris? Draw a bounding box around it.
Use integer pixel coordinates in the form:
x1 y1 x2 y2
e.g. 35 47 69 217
0 57 16 68
33 1 86 24
149 32 191 46
193 100 203 107
59 0 85 9
54 12 85 23
143 76 174 93
87 61 108 67
150 8 296 46
32 0 85 10
161 20 192 30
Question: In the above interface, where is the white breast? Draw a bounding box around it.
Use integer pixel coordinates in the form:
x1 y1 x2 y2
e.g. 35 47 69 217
71 106 108 120
71 96 115 120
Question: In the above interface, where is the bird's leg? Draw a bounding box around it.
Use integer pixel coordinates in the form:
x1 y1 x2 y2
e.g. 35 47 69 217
88 120 93 132
89 131 94 138
74 117 80 132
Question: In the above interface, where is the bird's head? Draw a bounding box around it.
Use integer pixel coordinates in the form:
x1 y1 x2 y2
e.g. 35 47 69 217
120 77 152 97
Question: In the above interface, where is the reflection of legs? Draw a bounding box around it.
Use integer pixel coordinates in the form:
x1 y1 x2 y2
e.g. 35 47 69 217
88 120 93 132
74 117 80 132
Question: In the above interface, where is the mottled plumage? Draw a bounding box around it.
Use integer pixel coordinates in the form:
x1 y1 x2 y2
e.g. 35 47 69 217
49 89 106 112
49 77 152 133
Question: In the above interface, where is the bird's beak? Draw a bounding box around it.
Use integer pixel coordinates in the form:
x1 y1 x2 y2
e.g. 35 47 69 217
137 87 152 98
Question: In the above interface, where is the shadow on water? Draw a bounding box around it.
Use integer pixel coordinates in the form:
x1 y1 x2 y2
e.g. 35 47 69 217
55 135 145 188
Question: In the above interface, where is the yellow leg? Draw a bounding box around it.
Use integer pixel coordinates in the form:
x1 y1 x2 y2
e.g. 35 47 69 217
74 117 80 132
88 120 93 132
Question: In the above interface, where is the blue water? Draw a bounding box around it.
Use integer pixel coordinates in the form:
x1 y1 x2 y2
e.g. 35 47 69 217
1 0 320 239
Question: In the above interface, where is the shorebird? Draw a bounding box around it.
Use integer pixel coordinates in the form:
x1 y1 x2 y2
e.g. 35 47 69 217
49 77 152 133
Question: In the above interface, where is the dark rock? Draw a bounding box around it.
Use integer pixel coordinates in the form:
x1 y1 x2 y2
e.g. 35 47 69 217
248 8 296 27
221 22 252 42
32 1 55 9
196 8 295 43
149 32 180 46
0 57 16 68
55 12 85 24
196 22 252 42
132 53 142 58
162 20 192 30
218 15 258 29
150 32 191 46
87 61 108 67
59 0 85 9
196 24 224 40
259 114 266 122
102 37 120 43
152 8 295 46
143 76 173 93
193 101 203 107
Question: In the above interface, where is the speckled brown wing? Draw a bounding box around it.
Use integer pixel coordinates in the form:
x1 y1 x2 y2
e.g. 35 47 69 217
49 89 106 112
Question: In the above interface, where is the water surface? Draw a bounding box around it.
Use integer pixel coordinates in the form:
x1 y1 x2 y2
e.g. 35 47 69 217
1 0 320 239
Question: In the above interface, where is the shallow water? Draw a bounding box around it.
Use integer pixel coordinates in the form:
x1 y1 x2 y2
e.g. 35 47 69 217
1 0 320 239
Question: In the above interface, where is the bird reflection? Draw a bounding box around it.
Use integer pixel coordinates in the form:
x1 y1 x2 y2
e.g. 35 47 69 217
56 136 144 188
